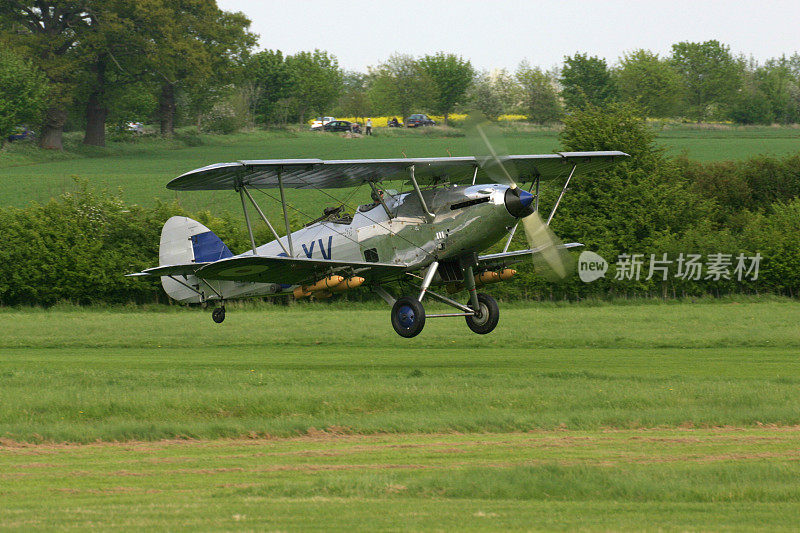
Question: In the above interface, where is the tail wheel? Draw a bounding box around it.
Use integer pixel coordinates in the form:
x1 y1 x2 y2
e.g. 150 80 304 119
465 293 499 334
391 296 426 338
212 305 226 324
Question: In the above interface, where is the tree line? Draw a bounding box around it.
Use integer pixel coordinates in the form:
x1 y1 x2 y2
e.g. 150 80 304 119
2 2 800 151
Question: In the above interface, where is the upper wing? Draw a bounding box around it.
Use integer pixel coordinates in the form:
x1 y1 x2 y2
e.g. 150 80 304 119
166 152 629 191
193 255 408 284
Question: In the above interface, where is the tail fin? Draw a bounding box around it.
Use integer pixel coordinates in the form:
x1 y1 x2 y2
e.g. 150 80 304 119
160 216 233 265
160 216 233 301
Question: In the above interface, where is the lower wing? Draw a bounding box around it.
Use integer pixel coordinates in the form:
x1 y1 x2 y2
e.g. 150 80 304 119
478 242 582 269
132 255 409 285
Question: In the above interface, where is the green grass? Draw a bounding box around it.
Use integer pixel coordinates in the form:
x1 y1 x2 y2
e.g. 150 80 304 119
656 124 800 161
1 125 799 218
3 299 800 529
3 429 800 530
1 300 799 443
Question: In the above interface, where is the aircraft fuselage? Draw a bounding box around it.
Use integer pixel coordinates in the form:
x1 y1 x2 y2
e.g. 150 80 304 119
171 183 519 302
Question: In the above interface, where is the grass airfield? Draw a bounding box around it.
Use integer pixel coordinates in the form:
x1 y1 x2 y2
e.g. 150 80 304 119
3 125 800 528
5 429 800 530
2 299 800 529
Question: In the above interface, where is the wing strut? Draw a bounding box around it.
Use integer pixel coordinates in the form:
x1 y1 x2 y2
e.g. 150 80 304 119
546 164 576 225
239 188 258 255
167 275 203 298
409 165 435 223
502 222 518 254
277 168 295 256
242 186 289 256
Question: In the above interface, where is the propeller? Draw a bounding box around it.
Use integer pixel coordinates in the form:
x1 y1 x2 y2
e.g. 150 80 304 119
465 112 574 280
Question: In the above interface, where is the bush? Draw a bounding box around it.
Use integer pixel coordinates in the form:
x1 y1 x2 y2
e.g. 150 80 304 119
0 49 48 146
741 200 800 296
684 152 800 214
0 182 246 306
202 101 244 134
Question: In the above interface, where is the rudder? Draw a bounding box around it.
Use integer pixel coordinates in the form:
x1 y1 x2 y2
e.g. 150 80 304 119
159 216 233 301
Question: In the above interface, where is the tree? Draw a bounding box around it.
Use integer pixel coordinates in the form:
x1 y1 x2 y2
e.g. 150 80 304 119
284 49 342 124
670 40 742 121
555 103 714 290
0 2 93 149
336 71 371 121
615 49 684 117
466 71 503 120
491 68 522 115
560 53 616 110
418 52 474 125
0 49 47 147
183 81 235 132
754 55 800 124
141 2 255 135
515 61 561 123
368 54 434 120
105 81 156 130
75 0 156 146
0 1 255 145
729 63 774 125
246 49 289 124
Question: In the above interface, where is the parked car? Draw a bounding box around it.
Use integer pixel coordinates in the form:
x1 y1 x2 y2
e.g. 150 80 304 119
405 114 435 127
126 121 144 134
310 116 336 130
322 120 361 133
7 125 35 142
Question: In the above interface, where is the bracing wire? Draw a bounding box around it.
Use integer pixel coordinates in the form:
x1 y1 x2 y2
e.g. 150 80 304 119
252 178 436 261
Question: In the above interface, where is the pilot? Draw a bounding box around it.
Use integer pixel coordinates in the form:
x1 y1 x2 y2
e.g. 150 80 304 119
359 188 384 212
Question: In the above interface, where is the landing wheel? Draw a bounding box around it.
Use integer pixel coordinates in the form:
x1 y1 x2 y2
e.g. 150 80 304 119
465 293 499 334
212 305 226 324
391 296 426 338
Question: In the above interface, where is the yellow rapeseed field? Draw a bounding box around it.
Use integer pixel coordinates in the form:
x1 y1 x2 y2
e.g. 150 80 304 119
309 114 528 126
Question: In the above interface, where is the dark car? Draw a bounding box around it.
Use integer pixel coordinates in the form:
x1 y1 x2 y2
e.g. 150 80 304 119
7 126 35 142
323 120 361 133
405 114 435 127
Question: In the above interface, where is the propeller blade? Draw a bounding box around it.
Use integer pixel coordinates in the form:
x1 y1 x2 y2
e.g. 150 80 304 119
521 212 574 280
466 110 573 280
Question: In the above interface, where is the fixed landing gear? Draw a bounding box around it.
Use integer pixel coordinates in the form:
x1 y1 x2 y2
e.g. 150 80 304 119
382 259 502 338
387 290 499 337
212 305 226 323
465 293 499 334
391 296 426 338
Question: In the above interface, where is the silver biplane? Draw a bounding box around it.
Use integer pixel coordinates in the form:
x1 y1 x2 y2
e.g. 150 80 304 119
130 150 627 337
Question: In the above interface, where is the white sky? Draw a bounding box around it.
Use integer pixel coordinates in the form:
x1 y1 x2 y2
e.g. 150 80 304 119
218 0 800 73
